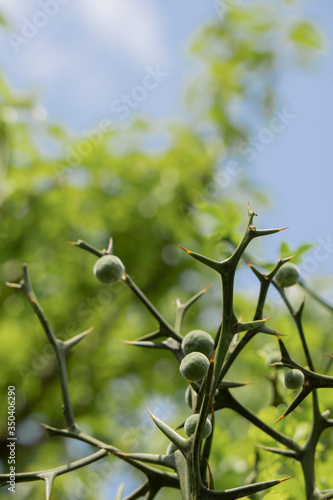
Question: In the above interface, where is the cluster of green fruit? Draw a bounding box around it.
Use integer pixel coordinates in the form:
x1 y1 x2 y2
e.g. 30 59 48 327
164 329 215 452
93 255 215 441
179 329 214 381
179 329 214 441
93 255 303 440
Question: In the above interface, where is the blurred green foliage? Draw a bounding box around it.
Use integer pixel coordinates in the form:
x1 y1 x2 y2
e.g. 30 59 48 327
0 2 329 499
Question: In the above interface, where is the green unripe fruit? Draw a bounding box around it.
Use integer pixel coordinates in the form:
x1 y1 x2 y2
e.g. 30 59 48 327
93 255 125 284
284 369 304 389
182 330 214 359
185 385 198 410
184 414 212 439
275 263 300 288
180 352 209 381
166 442 178 455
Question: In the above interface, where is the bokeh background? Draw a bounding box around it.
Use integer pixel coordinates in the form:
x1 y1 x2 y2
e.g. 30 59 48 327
0 1 333 499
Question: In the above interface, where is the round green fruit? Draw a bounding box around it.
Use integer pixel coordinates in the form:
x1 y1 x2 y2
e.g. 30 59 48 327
166 442 178 455
93 255 125 284
275 263 300 288
181 330 214 359
180 352 209 382
184 414 212 439
284 369 304 389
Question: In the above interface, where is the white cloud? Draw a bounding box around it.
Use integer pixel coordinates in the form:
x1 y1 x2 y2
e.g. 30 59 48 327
0 0 167 66
0 1 35 21
77 0 166 65
0 0 170 128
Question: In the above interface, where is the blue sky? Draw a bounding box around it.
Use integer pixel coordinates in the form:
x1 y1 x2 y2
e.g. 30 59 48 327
0 0 333 285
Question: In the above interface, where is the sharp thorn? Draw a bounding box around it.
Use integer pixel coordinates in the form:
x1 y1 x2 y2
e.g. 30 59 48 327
274 414 285 424
178 244 192 254
274 330 281 340
279 476 293 483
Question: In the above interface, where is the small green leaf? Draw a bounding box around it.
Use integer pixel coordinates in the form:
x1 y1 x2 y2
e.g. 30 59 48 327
280 242 291 259
279 242 312 263
289 22 322 49
295 243 313 256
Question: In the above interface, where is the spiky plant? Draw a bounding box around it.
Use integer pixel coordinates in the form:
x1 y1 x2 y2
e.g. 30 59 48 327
1 205 333 500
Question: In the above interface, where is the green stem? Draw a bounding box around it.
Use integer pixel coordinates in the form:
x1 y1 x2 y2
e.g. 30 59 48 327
217 389 300 452
20 265 76 429
213 209 260 386
125 275 182 342
299 280 333 314
70 239 104 258
214 267 237 387
43 425 179 485
274 283 315 371
0 449 108 485
299 391 326 500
